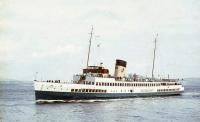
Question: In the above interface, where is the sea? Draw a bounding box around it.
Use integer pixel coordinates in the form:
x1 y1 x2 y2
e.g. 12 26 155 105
0 80 200 122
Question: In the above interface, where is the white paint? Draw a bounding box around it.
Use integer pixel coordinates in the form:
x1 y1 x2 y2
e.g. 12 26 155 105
114 65 126 78
34 77 184 94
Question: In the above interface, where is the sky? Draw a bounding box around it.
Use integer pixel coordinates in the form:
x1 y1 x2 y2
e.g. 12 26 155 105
0 0 200 81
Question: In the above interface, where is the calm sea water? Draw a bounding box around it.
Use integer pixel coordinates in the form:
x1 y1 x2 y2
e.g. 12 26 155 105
0 80 200 122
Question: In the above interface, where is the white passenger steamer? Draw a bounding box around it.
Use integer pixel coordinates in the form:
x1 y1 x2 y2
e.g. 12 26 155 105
34 28 184 101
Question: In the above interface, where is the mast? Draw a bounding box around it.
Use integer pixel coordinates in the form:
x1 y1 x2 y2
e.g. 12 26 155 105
86 26 94 68
151 34 158 79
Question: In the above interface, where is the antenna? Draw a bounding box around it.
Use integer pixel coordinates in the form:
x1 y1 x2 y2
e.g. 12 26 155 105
86 26 94 68
34 72 38 81
151 33 158 79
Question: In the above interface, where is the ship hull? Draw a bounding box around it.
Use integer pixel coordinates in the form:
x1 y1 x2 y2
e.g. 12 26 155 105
35 90 183 101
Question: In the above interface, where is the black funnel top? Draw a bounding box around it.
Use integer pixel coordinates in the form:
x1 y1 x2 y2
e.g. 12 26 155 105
116 59 127 67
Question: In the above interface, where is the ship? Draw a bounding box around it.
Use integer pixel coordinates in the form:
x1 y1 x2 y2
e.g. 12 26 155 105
34 27 184 101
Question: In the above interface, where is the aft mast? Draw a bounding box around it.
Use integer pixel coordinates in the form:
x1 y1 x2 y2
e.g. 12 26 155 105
151 34 158 79
86 26 94 68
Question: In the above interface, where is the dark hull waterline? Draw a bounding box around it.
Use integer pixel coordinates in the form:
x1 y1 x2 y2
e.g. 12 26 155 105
35 91 183 101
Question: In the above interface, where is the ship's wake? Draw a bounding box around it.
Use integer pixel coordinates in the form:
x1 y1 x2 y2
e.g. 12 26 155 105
36 99 109 104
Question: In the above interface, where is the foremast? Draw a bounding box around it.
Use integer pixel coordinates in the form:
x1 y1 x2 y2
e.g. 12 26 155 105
86 26 94 68
151 34 158 79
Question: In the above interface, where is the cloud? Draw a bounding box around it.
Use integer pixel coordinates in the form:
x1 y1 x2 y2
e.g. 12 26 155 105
0 0 200 80
32 44 83 58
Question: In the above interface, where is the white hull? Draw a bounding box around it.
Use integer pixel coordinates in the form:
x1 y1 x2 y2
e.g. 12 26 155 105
34 80 184 100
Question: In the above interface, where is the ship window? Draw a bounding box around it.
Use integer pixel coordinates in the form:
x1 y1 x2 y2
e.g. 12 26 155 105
112 83 115 86
92 89 95 92
122 83 124 86
86 89 88 92
110 83 112 86
75 89 78 92
89 89 92 92
92 82 94 85
130 90 133 93
82 89 85 92
78 89 81 92
115 83 117 86
96 82 98 86
99 83 101 86
71 89 74 92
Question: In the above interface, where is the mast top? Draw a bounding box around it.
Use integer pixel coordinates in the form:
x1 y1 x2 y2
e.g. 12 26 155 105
151 33 158 79
86 26 94 68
